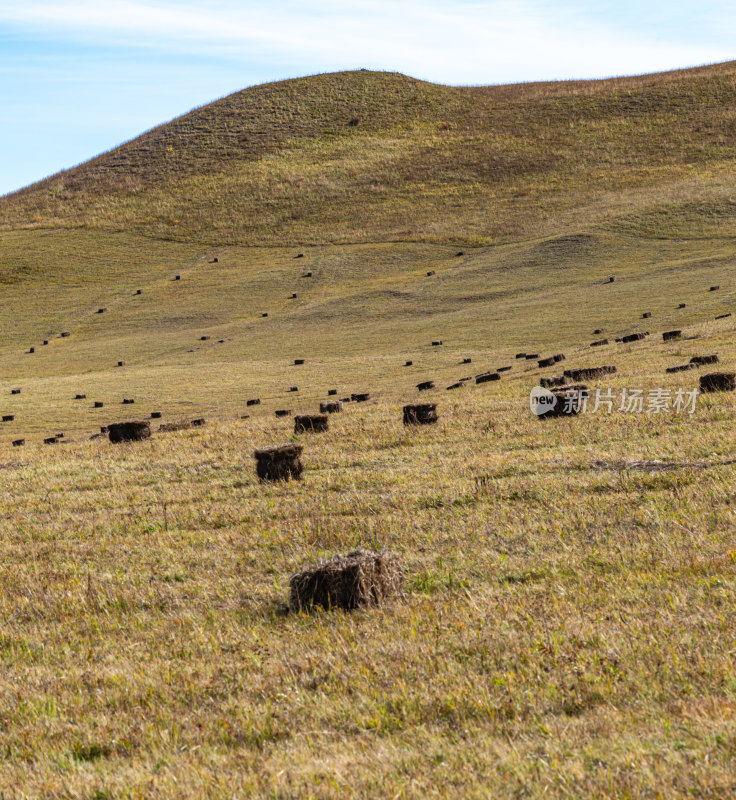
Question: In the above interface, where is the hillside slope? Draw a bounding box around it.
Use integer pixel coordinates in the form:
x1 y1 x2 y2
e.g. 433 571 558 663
4 63 736 244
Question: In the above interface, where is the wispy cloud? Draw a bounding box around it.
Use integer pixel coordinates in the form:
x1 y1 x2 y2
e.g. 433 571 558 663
0 0 730 83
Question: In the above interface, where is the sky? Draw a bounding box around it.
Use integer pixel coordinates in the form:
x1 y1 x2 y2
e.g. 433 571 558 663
1 1 734 196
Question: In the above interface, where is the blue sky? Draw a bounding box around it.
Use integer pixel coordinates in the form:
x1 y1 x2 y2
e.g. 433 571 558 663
1 1 734 196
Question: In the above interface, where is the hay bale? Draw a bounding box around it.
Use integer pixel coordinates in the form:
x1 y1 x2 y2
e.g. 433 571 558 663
97 308 106 314
295 253 304 258
42 340 48 345
294 415 328 433
476 372 500 384
563 365 616 382
525 353 540 359
700 372 736 392
2 415 14 422
348 117 360 126
303 272 313 278
327 389 337 396
620 333 647 343
254 443 303 482
158 418 205 432
289 386 299 393
590 339 609 347
716 313 732 320
274 409 292 417
352 393 370 402
175 275 181 280
108 421 151 443
606 276 615 283
290 293 298 299
594 329 603 334
538 357 556 368
262 312 269 317
431 340 442 346
151 412 162 419
11 388 20 395
122 398 135 405
200 336 210 341
446 382 463 390
456 251 464 256
710 285 720 291
678 303 686 308
294 359 305 365
320 401 343 413
426 270 436 276
642 312 651 319
60 332 70 338
404 360 413 366
246 398 261 406
554 354 566 362
539 387 588 419
665 364 696 373
540 376 566 388
662 330 682 342
44 437 58 445
289 547 403 612
462 357 472 364
417 381 435 391
135 289 142 295
12 439 24 447
100 426 108 433
117 361 124 367
690 355 719 366
497 365 512 372
515 353 526 359
93 401 104 408
28 347 35 354
212 257 219 263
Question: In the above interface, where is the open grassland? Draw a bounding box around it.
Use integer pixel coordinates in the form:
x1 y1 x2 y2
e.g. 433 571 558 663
0 221 735 797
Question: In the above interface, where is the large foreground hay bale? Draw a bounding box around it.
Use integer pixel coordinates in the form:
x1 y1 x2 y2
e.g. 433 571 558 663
289 547 403 612
294 414 328 433
403 403 437 425
700 372 736 393
254 443 303 482
108 421 151 443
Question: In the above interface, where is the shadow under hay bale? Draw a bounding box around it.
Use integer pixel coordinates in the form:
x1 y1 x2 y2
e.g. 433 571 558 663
246 398 261 406
151 412 162 419
352 393 370 402
476 372 500 384
666 364 696 373
294 414 328 433
538 356 556 368
340 397 351 403
690 355 719 366
254 443 303 482
327 389 337 396
563 365 616 382
716 313 732 320
590 339 609 347
320 401 343 413
12 439 24 447
289 547 403 612
662 330 682 342
108 421 151 443
700 372 736 392
274 409 292 417
417 380 435 391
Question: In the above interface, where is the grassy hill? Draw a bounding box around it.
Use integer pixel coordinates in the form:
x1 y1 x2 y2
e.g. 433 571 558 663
5 63 736 244
2 64 736 797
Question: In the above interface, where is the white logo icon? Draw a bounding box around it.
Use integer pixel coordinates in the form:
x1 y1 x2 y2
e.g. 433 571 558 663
529 386 557 416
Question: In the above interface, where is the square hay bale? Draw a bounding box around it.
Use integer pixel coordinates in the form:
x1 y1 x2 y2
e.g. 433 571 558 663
678 303 686 308
320 400 343 413
431 340 442 346
700 372 736 393
404 360 413 366
108 421 151 443
403 404 437 424
2 415 14 422
590 339 609 347
327 389 338 396
525 353 540 359
665 364 696 373
417 380 435 391
642 312 652 319
254 443 303 482
476 372 501 384
538 356 556 368
11 388 21 395
662 330 682 342
352 393 370 402
274 409 292 417
710 285 720 291
540 375 566 388
716 313 732 320
289 548 403 612
690 355 719 366
12 439 24 447
246 398 261 406
515 353 526 359
294 414 328 433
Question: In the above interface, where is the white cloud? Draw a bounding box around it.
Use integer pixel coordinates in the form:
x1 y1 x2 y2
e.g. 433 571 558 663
0 0 730 84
